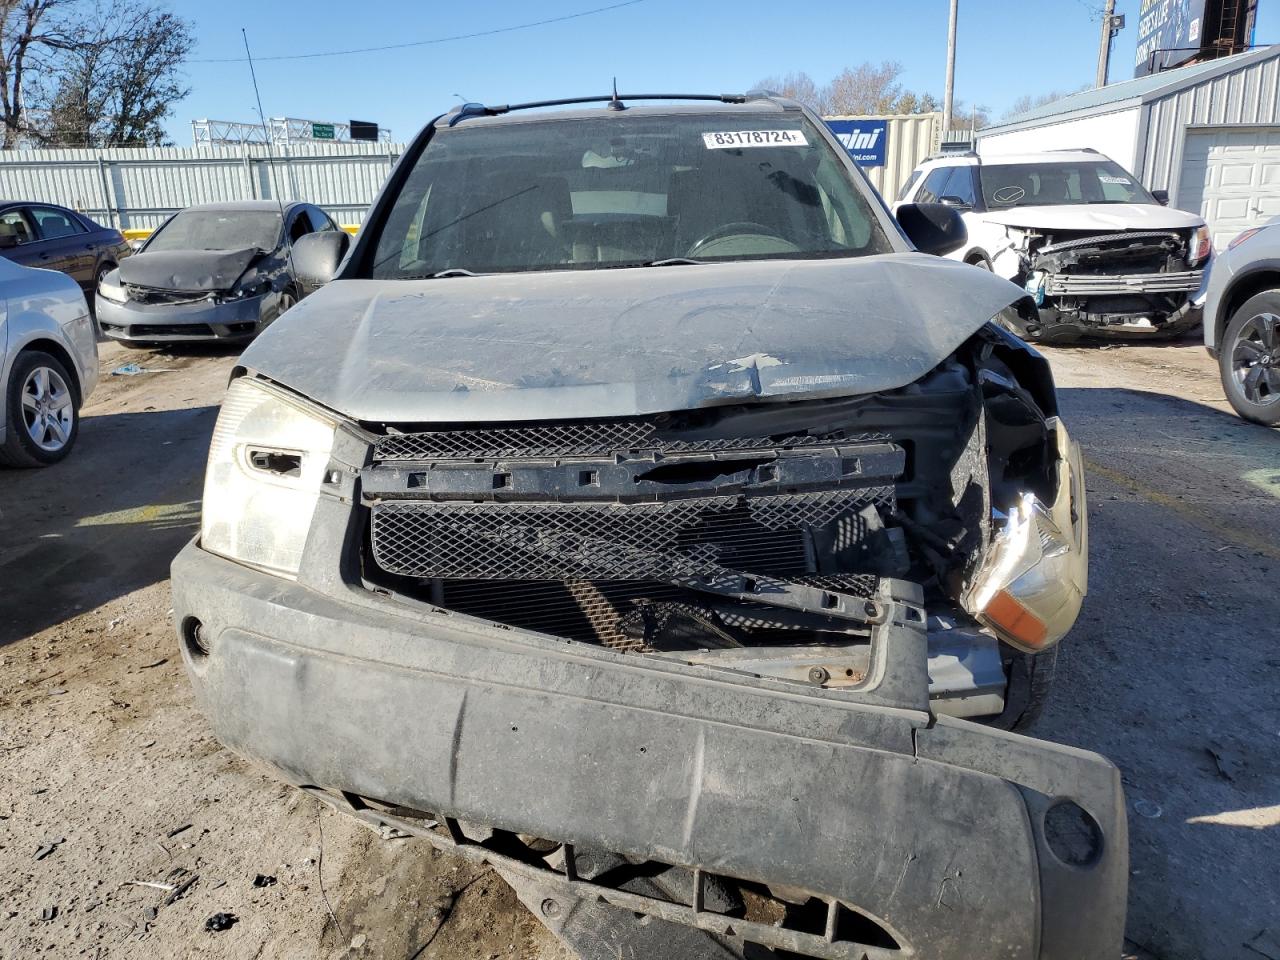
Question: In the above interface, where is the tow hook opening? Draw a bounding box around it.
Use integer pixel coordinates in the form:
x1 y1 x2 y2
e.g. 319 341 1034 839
1043 800 1104 868
181 616 209 658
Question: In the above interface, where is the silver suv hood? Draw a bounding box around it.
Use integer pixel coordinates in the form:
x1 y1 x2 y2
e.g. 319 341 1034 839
240 254 1025 423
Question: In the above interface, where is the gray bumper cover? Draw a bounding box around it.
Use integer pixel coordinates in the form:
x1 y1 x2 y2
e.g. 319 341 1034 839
95 292 269 342
171 542 1127 959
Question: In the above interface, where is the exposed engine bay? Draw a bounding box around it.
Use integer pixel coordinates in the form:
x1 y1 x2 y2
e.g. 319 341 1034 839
1002 227 1206 341
359 324 1086 720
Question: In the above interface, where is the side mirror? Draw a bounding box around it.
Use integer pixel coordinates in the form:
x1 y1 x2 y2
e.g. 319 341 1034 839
895 202 968 257
938 195 969 209
292 231 350 290
1152 189 1170 206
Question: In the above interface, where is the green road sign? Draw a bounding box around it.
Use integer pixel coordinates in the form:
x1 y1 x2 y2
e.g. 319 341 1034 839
311 123 335 140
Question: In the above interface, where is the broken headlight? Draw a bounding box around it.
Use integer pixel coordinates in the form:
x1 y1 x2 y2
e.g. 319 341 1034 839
1189 225 1212 266
961 418 1087 654
200 377 338 578
97 272 127 304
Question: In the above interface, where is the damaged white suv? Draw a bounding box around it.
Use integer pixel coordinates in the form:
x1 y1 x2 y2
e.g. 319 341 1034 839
898 150 1213 341
174 94 1125 959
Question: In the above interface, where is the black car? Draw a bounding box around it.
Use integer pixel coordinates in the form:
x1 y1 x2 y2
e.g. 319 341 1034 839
0 201 130 297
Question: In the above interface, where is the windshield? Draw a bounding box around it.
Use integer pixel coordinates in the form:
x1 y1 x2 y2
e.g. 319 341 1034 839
368 112 891 278
980 161 1156 208
146 210 282 252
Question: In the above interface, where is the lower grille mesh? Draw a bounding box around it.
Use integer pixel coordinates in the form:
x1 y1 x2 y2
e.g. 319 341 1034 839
370 489 891 582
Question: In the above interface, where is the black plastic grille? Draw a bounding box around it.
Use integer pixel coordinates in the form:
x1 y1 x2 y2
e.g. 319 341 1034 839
370 489 892 582
373 419 883 461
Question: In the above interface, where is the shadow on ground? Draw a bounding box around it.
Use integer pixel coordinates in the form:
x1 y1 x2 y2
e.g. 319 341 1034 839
0 404 218 645
1039 387 1279 959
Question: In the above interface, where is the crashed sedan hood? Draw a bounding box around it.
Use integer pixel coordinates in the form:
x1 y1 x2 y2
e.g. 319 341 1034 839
981 203 1203 233
116 248 260 291
242 254 1025 423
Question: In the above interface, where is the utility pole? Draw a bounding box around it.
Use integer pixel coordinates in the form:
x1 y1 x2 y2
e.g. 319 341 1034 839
942 0 958 132
1096 0 1118 87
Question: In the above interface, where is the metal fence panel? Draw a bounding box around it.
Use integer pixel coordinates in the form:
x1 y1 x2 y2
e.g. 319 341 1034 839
0 142 404 230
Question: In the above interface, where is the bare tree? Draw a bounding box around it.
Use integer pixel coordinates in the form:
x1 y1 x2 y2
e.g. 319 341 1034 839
0 0 80 147
37 2 192 146
824 61 907 116
756 64 943 117
1 0 192 148
1002 86 1090 121
753 71 826 113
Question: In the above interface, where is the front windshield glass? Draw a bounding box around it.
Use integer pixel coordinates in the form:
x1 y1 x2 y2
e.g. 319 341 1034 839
145 211 282 252
980 161 1156 208
369 112 891 278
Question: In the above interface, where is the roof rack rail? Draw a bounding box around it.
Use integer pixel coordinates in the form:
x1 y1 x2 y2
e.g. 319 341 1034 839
446 93 757 126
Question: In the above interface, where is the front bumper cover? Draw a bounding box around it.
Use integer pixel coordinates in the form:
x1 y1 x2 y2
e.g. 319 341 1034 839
1025 298 1203 343
95 291 270 342
172 539 1127 959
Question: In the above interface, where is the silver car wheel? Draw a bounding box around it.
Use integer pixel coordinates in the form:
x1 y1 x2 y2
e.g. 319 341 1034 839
21 365 75 452
1231 311 1280 406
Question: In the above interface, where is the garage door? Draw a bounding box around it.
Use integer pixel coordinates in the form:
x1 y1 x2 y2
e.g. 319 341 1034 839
1178 127 1280 250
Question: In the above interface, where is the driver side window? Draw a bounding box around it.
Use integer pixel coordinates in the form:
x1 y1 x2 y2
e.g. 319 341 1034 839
916 167 953 204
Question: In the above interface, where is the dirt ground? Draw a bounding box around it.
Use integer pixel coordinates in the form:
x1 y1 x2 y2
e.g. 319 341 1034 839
1 336 1277 960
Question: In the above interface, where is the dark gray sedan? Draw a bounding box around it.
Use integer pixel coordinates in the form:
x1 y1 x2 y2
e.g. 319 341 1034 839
0 201 130 298
95 200 339 345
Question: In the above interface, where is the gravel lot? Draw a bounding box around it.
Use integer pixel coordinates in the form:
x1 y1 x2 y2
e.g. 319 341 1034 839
1 336 1276 959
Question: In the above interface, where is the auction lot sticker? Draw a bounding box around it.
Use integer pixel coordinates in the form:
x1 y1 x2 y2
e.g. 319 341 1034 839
703 130 808 149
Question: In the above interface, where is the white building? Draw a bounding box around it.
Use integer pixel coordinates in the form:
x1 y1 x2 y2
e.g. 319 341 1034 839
977 46 1280 248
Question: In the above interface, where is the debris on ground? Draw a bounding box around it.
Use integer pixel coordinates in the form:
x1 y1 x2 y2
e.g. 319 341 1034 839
166 823 193 838
124 866 199 910
1206 740 1247 782
1245 928 1280 959
1133 799 1163 819
204 912 239 932
34 837 65 860
253 874 277 887
111 363 175 376
139 658 168 669
40 906 57 921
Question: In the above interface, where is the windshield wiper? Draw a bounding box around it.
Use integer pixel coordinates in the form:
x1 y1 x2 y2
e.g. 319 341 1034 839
642 257 705 267
426 268 483 279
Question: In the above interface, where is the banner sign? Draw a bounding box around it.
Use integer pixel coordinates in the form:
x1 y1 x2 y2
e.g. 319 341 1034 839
824 119 889 167
1134 0 1208 76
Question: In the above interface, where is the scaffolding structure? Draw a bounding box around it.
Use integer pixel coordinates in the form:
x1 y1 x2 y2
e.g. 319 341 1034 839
191 117 391 148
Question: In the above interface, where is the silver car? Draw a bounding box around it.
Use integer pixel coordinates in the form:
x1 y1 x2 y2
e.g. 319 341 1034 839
171 94 1122 959
0 257 98 466
1203 216 1280 425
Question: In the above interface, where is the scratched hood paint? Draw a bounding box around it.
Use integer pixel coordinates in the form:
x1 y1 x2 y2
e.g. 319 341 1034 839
240 254 1025 423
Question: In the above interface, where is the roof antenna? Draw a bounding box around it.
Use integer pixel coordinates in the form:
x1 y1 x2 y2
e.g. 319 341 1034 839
608 77 625 111
242 29 296 280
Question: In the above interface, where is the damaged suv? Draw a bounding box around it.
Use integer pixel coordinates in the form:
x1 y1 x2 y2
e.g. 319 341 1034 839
899 150 1212 341
173 95 1125 959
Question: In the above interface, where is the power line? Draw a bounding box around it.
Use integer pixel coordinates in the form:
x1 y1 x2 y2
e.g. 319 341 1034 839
189 0 649 64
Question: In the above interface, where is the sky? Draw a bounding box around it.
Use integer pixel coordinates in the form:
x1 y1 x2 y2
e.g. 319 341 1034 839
166 0 1280 145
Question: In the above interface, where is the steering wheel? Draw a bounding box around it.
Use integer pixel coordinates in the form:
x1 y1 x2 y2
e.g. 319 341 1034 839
687 221 791 256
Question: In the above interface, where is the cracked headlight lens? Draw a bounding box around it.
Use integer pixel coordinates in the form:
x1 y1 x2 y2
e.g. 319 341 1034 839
200 377 337 578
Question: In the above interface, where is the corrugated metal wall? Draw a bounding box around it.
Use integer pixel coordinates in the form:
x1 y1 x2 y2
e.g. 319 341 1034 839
824 113 941 201
0 142 403 229
1140 53 1280 188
